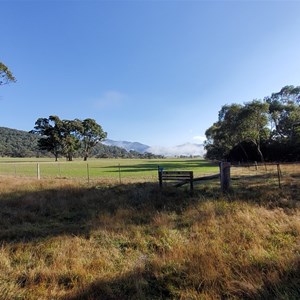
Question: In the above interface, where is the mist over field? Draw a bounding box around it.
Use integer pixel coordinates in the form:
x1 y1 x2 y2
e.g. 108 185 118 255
148 143 205 157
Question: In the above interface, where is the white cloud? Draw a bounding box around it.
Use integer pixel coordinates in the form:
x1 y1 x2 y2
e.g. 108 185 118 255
94 91 126 109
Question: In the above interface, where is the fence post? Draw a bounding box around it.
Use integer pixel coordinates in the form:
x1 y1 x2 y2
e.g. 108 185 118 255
219 162 231 192
190 171 194 192
158 166 163 188
87 163 90 184
277 163 282 189
58 163 61 178
118 164 121 184
37 163 40 180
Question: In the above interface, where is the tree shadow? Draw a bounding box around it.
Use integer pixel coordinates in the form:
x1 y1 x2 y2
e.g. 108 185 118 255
228 258 300 300
59 254 300 300
1 175 298 244
1 179 299 299
0 182 201 244
100 160 218 173
60 269 173 300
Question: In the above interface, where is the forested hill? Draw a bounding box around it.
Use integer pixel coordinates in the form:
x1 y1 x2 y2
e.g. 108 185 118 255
0 127 40 157
0 127 161 159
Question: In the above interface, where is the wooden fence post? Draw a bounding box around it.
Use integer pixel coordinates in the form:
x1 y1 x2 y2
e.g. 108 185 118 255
190 171 194 192
158 166 163 188
277 163 282 189
219 162 231 192
37 163 40 180
87 163 90 184
118 164 121 184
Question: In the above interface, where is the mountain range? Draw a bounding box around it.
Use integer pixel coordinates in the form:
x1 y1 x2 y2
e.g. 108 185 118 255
102 139 150 153
103 139 205 157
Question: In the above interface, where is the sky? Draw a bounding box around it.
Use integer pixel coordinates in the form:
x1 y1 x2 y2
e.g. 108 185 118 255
1 0 300 148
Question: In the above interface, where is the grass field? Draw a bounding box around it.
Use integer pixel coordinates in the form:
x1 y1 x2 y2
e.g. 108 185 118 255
0 158 219 182
0 160 299 299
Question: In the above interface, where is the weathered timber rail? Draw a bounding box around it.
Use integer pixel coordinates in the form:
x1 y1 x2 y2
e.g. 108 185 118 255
158 170 194 191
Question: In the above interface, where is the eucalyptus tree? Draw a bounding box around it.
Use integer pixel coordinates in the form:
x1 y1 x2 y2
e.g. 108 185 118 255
60 119 82 161
266 85 300 141
205 85 300 161
205 101 269 161
236 100 270 162
80 118 107 161
31 115 64 161
205 104 243 160
32 116 108 161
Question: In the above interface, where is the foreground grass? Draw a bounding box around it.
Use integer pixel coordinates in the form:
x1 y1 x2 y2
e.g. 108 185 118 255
0 176 299 299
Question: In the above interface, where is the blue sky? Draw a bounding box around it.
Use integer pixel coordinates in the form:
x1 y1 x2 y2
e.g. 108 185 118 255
1 0 300 147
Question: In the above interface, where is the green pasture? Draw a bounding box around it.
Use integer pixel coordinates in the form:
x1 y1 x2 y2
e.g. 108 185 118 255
0 158 219 182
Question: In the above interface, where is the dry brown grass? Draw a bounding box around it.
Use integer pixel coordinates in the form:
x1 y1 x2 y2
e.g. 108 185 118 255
0 175 299 299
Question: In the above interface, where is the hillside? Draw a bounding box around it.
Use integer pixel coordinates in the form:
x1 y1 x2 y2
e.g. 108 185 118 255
0 127 40 157
103 139 150 153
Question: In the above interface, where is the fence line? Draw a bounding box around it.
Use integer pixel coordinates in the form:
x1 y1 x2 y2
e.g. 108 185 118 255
230 162 300 190
0 161 298 191
0 162 169 184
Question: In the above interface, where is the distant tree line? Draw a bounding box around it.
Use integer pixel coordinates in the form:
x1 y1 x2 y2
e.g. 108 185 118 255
205 85 300 162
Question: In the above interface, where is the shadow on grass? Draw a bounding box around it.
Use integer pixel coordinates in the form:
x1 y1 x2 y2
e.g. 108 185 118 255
0 182 205 244
1 174 298 244
229 259 300 300
99 161 218 173
1 178 299 299
59 255 300 300
61 269 174 300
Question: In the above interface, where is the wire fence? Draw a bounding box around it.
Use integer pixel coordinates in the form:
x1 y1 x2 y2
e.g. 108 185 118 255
0 161 298 192
230 162 300 190
1 162 119 184
0 162 173 184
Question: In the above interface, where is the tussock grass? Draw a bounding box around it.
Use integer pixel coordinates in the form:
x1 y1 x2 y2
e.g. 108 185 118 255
0 176 299 299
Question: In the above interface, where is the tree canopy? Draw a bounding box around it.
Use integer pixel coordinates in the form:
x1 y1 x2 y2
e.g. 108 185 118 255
31 116 107 161
205 85 300 162
80 118 107 161
0 62 16 86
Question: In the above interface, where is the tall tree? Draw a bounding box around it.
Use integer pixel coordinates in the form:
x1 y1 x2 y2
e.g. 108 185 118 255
31 116 64 161
236 100 270 162
205 104 243 160
61 119 82 161
80 118 107 161
267 85 300 104
0 62 16 86
205 85 300 162
205 101 270 162
266 85 300 140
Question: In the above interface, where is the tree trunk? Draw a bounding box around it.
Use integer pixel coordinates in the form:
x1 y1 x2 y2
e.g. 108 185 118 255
256 142 264 162
83 149 89 161
239 143 249 161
